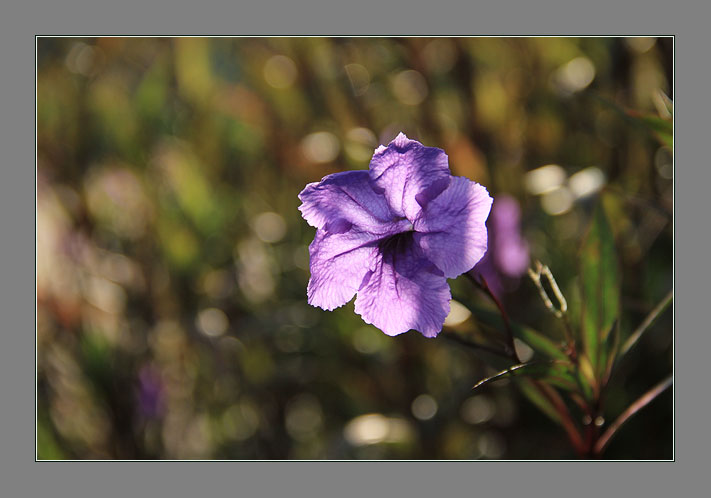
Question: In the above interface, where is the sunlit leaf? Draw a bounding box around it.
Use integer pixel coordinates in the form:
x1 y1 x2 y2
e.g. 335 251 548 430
576 354 596 401
515 324 570 362
579 200 620 377
654 89 674 117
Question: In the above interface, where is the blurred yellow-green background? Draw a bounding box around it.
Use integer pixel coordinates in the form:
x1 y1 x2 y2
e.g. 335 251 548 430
37 37 673 459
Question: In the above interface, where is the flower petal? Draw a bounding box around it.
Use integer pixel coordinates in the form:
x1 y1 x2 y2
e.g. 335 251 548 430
354 237 451 337
414 176 493 278
487 196 529 278
307 228 380 311
298 170 396 234
368 133 451 222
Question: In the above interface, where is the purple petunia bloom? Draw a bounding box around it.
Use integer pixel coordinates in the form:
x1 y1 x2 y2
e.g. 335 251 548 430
298 133 493 337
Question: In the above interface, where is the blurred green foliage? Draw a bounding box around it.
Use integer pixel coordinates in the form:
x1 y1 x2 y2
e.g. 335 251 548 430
37 37 672 459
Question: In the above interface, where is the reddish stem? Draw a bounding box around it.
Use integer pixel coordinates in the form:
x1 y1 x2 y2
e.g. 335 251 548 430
531 379 586 457
593 376 672 456
466 272 520 362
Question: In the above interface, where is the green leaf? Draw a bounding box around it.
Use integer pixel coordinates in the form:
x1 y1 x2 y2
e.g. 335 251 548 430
579 200 621 378
517 378 562 424
602 319 620 385
472 360 575 391
469 304 567 361
636 114 673 150
591 93 673 150
517 379 586 454
637 114 673 137
516 325 569 362
37 415 66 460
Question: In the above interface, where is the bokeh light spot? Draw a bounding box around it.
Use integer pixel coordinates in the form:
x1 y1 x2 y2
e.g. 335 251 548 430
352 326 387 354
655 147 673 179
478 431 506 459
345 63 371 96
345 127 377 162
344 414 413 446
541 186 574 216
568 166 605 199
301 131 340 163
196 308 229 337
221 401 259 442
411 394 438 421
423 39 457 74
625 37 657 54
525 164 567 195
264 55 298 89
285 394 323 441
252 211 287 243
392 70 428 106
461 395 495 425
553 56 596 94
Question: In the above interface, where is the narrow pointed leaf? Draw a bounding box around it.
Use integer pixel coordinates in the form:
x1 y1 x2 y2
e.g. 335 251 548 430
620 290 673 356
636 114 673 150
592 94 673 150
579 200 620 377
472 360 574 391
602 319 621 385
577 354 596 401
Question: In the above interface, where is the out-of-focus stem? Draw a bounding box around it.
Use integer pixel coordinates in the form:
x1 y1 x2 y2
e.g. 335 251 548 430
441 332 513 359
466 272 520 362
620 290 673 355
593 376 673 456
531 379 585 457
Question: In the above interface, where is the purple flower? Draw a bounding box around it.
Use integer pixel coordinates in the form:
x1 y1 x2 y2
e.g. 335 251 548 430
137 365 165 419
473 195 530 295
298 133 492 337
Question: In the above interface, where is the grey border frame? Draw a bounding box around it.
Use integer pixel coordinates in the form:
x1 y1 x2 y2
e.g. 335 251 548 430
3 0 708 496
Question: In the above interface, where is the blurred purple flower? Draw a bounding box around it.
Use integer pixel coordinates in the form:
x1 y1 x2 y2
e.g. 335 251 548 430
298 133 492 337
473 195 530 295
137 365 165 419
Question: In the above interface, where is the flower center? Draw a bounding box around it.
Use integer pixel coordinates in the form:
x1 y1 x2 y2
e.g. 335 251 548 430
378 230 414 262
